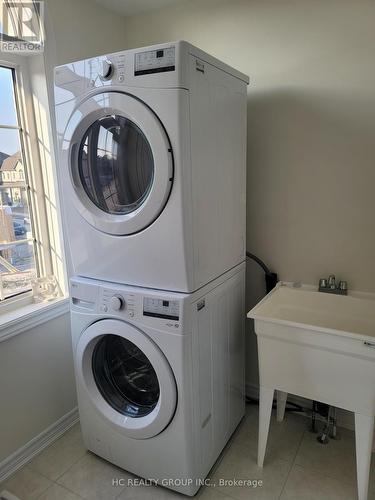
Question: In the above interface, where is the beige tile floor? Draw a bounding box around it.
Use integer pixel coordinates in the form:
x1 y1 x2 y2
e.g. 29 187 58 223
1 405 375 500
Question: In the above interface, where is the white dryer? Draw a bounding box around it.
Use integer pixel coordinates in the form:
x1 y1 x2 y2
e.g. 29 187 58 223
70 263 245 496
54 41 249 292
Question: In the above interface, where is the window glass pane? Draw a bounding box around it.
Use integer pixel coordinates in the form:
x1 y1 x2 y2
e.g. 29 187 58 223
0 67 18 127
78 115 154 215
0 241 36 300
0 127 22 159
1 185 32 240
0 66 37 300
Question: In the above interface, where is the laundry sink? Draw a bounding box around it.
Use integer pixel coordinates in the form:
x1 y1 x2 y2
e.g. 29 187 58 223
247 282 375 500
248 282 375 341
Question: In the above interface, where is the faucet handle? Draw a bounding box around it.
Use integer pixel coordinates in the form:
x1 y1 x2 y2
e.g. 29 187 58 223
328 275 336 288
319 278 327 288
339 280 348 291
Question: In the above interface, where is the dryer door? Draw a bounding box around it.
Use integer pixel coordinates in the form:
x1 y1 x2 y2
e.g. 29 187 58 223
63 91 173 235
76 319 177 438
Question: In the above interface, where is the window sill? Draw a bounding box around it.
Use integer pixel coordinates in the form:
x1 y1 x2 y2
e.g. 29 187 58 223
0 296 70 343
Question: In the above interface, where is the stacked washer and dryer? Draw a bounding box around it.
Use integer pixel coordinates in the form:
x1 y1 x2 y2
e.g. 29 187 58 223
54 41 249 496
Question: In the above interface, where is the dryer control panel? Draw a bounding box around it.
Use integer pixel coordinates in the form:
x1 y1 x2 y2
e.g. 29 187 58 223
134 46 175 76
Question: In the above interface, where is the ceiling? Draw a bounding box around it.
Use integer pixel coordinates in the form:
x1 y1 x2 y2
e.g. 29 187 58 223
95 0 188 17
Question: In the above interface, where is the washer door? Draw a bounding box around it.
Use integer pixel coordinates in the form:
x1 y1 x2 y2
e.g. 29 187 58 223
63 92 173 235
76 319 177 439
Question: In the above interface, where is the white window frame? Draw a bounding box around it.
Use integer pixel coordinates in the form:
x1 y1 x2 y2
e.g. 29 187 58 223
0 51 66 314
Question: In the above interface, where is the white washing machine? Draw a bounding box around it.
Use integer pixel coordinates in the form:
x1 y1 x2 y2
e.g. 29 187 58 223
54 41 249 292
70 263 245 496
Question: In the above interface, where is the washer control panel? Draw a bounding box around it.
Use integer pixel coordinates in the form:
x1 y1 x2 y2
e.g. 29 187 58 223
71 278 183 331
100 288 135 317
143 297 180 321
134 46 175 76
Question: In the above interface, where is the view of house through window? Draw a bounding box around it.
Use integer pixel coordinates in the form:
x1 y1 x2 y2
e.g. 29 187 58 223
0 65 37 300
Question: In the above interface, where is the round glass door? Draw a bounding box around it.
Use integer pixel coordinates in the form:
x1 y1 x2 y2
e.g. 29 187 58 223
64 92 173 235
92 334 160 417
76 319 177 438
78 115 154 215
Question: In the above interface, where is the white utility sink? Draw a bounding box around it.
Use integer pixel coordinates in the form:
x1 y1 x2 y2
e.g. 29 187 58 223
249 282 375 341
248 282 375 500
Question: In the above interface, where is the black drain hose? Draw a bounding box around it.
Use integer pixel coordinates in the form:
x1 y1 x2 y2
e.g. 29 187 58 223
246 252 278 293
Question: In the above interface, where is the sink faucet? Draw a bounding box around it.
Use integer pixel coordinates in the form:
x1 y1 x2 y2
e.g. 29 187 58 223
319 275 348 295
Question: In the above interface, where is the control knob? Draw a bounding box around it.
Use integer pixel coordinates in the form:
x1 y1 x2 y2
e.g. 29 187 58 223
99 60 113 80
110 295 124 311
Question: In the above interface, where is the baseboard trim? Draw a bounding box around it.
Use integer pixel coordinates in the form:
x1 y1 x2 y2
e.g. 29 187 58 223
0 407 79 483
245 383 354 431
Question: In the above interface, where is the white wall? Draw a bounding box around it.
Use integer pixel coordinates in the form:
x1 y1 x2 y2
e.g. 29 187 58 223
0 314 74 463
45 0 126 65
121 0 375 386
1 0 127 465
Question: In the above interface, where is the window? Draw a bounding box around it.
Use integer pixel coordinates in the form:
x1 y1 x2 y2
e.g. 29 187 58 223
0 56 61 305
0 65 37 300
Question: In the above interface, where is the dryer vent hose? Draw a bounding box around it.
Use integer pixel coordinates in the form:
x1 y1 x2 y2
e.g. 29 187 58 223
246 252 278 293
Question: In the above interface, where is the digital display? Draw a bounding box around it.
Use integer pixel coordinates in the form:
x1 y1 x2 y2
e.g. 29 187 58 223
134 47 175 76
143 297 179 321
